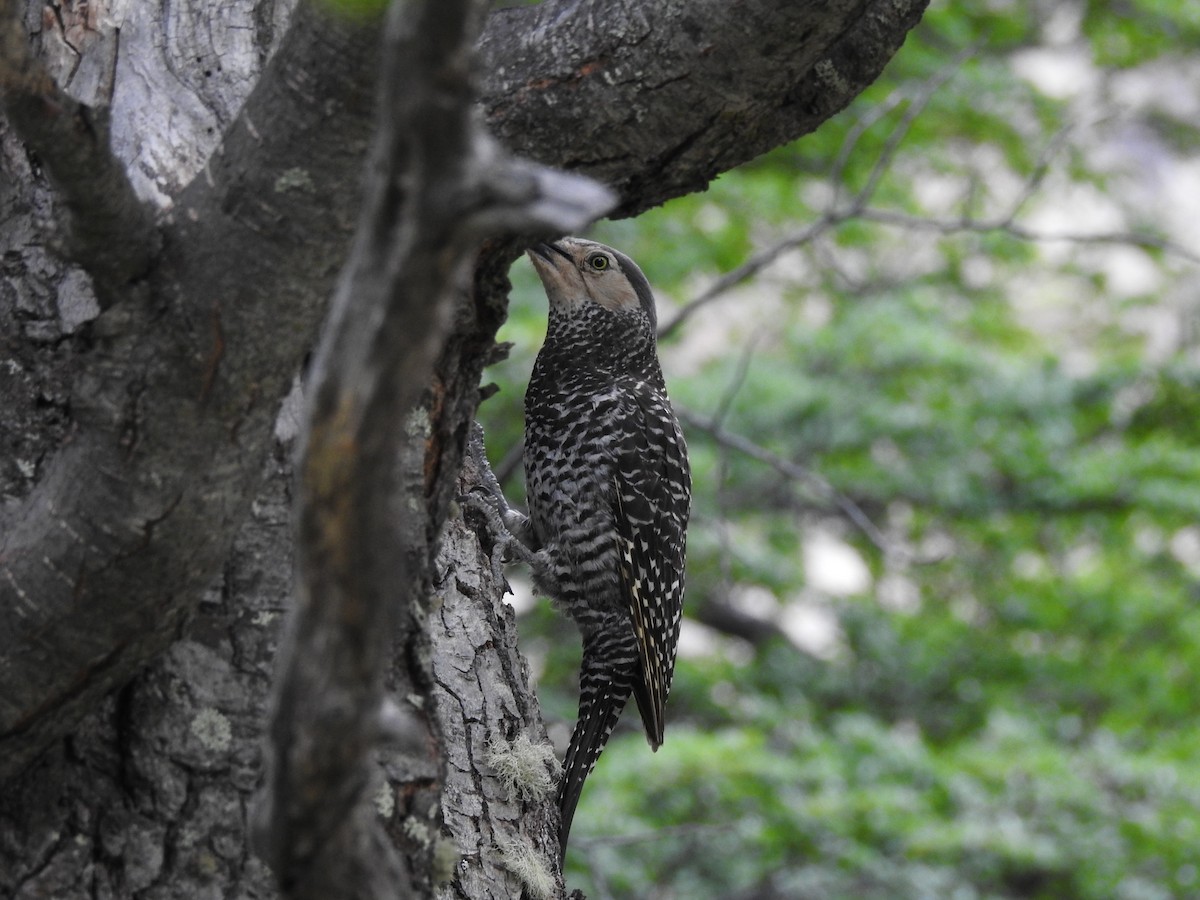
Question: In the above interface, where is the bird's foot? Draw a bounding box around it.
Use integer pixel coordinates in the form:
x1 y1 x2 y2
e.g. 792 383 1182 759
461 423 540 585
466 423 509 510
461 491 531 585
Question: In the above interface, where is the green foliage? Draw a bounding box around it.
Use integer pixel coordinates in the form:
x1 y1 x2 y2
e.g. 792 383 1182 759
316 0 388 18
478 2 1200 896
568 714 1200 899
1082 1 1200 67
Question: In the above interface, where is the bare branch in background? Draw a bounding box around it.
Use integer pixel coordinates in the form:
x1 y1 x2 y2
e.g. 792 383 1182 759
679 407 908 561
495 438 525 488
844 45 977 211
658 48 975 340
656 212 835 340
691 595 795 648
710 333 763 430
661 41 1198 340
858 208 1200 265
707 336 760 612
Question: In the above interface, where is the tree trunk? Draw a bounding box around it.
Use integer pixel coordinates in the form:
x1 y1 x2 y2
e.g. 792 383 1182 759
0 0 926 895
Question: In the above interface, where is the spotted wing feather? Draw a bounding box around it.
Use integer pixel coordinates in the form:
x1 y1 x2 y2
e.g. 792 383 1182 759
613 380 690 748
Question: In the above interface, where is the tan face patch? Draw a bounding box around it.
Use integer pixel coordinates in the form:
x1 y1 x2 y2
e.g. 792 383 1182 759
527 239 642 315
579 249 641 314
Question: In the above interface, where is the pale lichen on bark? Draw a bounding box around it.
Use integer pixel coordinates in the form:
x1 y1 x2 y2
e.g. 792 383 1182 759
432 509 565 898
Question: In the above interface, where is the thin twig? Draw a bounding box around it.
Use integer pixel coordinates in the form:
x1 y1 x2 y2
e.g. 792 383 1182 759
851 45 979 214
658 47 979 340
857 208 1200 265
707 336 759 596
827 85 910 203
657 214 836 339
679 408 907 561
495 435 524 486
710 332 762 429
1001 120 1076 224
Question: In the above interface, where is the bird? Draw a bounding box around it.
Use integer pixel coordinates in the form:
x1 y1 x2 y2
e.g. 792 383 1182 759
504 237 691 856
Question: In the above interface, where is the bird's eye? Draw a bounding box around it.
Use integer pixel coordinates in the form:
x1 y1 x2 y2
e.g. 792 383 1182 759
588 254 609 271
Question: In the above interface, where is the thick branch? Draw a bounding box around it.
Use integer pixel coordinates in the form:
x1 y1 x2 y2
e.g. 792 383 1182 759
0 0 383 782
258 0 611 893
0 0 158 304
693 596 794 649
479 0 929 215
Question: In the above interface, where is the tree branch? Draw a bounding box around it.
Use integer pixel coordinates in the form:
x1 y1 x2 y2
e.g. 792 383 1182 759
434 505 567 898
692 596 794 649
0 0 385 782
478 0 929 216
0 0 158 305
679 407 904 560
659 46 972 339
660 42 1198 340
256 0 612 892
857 207 1200 265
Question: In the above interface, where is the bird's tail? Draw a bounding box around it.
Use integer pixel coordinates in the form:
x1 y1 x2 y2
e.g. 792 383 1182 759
557 654 633 857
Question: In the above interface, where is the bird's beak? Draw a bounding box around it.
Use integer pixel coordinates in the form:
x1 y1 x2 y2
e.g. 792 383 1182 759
528 241 571 267
527 242 578 306
527 242 556 264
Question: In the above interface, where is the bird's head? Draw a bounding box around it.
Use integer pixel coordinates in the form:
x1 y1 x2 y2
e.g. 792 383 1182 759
526 238 657 332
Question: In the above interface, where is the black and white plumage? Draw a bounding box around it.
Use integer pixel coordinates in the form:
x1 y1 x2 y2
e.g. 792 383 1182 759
520 238 691 856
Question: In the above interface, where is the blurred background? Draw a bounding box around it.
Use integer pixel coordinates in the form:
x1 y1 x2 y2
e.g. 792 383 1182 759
479 2 1200 897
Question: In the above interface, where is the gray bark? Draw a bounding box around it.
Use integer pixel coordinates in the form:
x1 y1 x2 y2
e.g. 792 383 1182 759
0 0 926 895
0 0 380 782
255 0 611 895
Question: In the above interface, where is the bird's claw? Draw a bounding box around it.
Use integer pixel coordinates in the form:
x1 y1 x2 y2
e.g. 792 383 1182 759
459 490 511 585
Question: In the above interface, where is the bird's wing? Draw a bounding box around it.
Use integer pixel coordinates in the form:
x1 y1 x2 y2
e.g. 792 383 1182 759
612 380 691 748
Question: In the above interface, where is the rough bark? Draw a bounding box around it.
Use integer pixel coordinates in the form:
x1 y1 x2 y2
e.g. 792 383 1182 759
479 0 930 216
256 0 611 895
0 0 158 305
0 410 298 900
0 0 381 782
0 0 927 895
0 0 924 785
0 403 558 898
